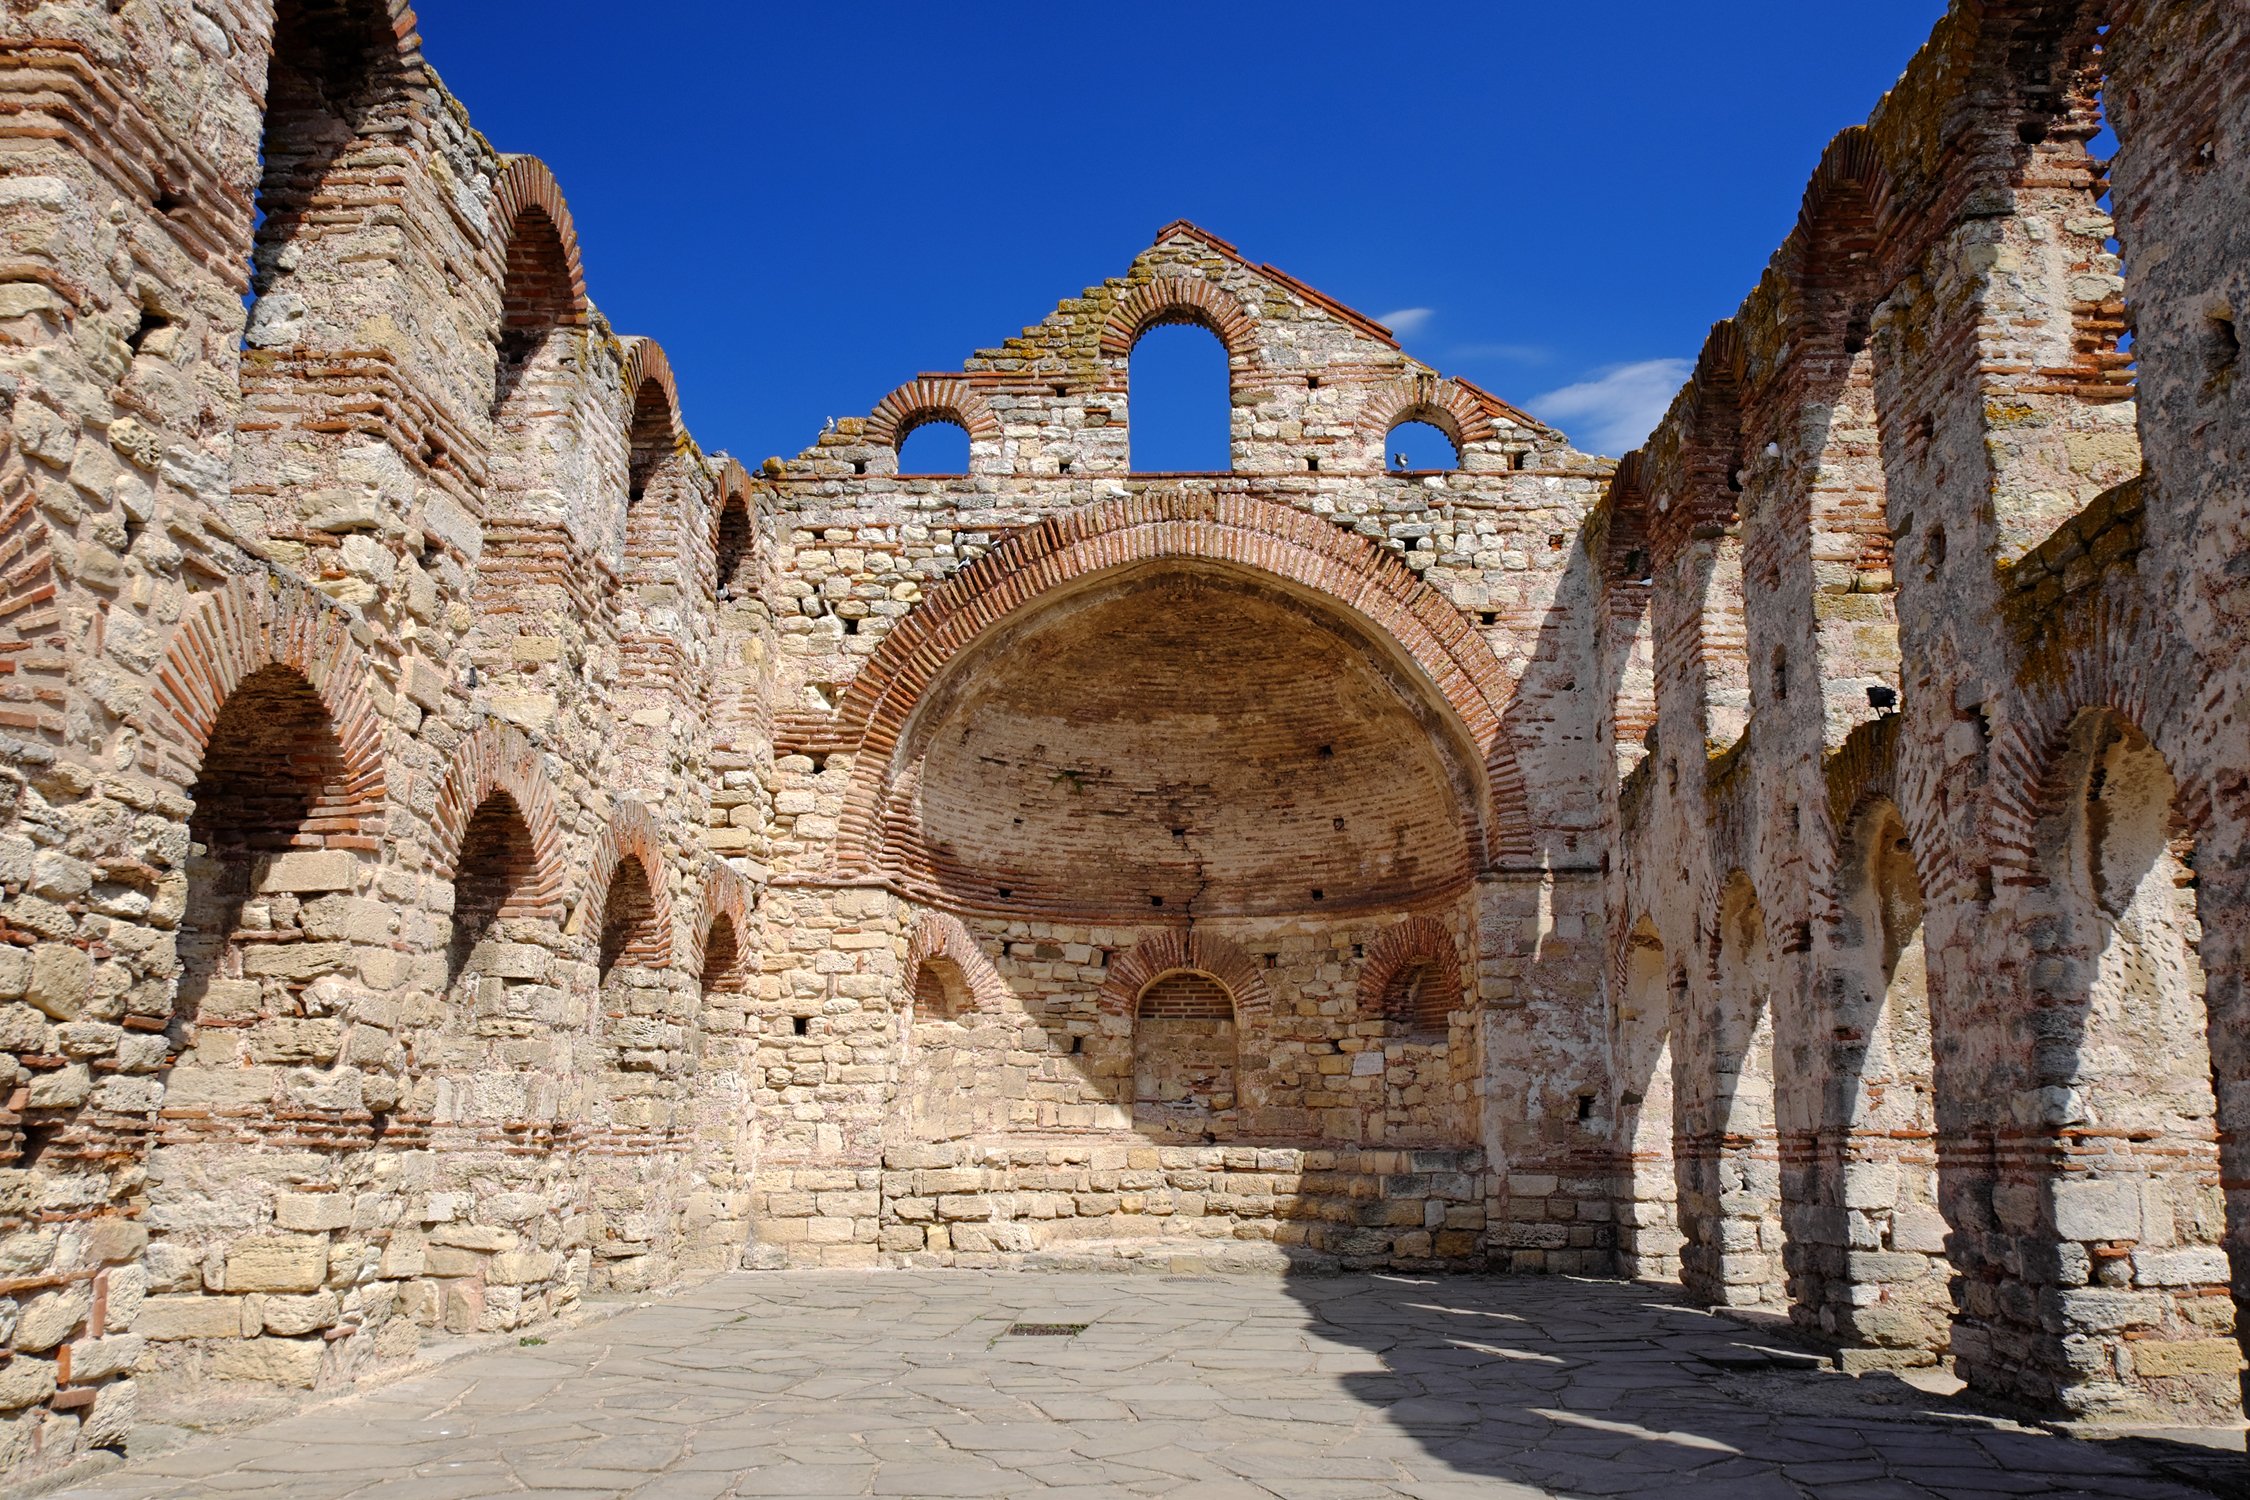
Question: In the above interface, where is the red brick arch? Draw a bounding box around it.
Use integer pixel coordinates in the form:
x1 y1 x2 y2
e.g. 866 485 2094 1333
1355 915 1465 1024
829 492 1535 873
1363 375 1499 455
865 378 1002 450
0 483 62 746
1098 930 1271 1023
431 722 567 919
1985 598 2195 893
1793 126 1895 276
1823 714 1904 853
1100 276 1258 363
490 154 589 326
143 573 387 833
691 859 752 988
579 800 674 970
903 911 1014 1016
620 336 683 450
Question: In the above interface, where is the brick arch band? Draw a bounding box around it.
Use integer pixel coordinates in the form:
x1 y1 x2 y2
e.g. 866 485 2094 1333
1984 596 2202 891
1098 930 1272 1023
620 336 683 450
1100 276 1258 363
866 378 1002 450
489 154 590 325
691 860 753 985
827 492 1536 876
143 573 387 833
903 911 1015 1016
1354 915 1466 1022
430 722 568 920
1362 375 1499 454
0 483 62 745
578 800 675 970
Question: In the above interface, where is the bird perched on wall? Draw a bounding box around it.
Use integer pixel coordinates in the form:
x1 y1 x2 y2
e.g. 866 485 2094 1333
822 416 835 434
1391 452 1408 471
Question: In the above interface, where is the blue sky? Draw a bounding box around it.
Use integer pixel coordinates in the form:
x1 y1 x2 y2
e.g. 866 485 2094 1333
419 1 1951 465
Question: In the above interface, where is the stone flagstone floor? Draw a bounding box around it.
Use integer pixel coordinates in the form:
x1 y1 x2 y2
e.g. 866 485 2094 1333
41 1271 2247 1499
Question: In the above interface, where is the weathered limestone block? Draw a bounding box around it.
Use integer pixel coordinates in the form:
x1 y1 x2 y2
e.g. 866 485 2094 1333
134 1295 243 1342
221 1238 329 1295
211 1337 323 1388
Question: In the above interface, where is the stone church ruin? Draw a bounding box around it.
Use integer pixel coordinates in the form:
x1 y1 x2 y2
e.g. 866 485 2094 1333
0 0 2242 1481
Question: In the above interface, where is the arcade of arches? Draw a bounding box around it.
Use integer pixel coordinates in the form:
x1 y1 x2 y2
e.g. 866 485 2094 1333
0 0 2244 1482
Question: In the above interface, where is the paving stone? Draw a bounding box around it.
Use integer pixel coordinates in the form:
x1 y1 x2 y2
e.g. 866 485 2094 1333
42 1273 2229 1500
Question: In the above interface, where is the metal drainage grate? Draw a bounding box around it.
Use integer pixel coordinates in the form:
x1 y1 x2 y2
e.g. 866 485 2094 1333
1005 1322 1088 1337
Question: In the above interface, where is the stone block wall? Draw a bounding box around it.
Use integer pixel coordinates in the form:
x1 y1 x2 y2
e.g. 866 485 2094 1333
0 2 773 1480
0 0 2245 1483
1600 0 2250 1421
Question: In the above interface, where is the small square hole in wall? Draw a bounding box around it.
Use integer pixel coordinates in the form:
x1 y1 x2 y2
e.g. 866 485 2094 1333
1577 1094 1595 1121
792 1015 810 1037
853 460 867 476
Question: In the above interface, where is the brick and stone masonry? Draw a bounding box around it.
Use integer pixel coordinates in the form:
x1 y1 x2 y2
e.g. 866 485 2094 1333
0 0 2238 1483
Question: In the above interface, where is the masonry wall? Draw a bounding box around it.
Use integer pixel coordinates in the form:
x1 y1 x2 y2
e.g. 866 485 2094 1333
1601 0 2250 1421
0 1 771 1481
730 219 1618 1276
0 0 2244 1483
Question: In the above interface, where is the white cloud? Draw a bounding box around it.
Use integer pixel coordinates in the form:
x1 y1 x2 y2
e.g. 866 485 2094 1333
1377 307 1435 336
1527 359 1692 456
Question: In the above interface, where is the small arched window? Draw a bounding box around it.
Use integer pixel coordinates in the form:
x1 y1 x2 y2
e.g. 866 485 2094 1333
911 956 976 1022
1133 970 1238 1129
1385 960 1451 1038
598 858 658 984
1385 420 1460 473
447 791 537 984
897 419 970 476
493 202 576 424
1129 323 1231 473
701 916 749 996
626 380 673 508
714 494 753 599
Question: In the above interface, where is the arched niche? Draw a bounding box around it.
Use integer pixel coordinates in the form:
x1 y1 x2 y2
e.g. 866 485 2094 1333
1616 918 1683 1282
1133 969 1238 1137
881 564 1485 923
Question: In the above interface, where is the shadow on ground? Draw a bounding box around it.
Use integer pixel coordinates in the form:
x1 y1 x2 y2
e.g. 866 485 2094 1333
29 1266 2250 1499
